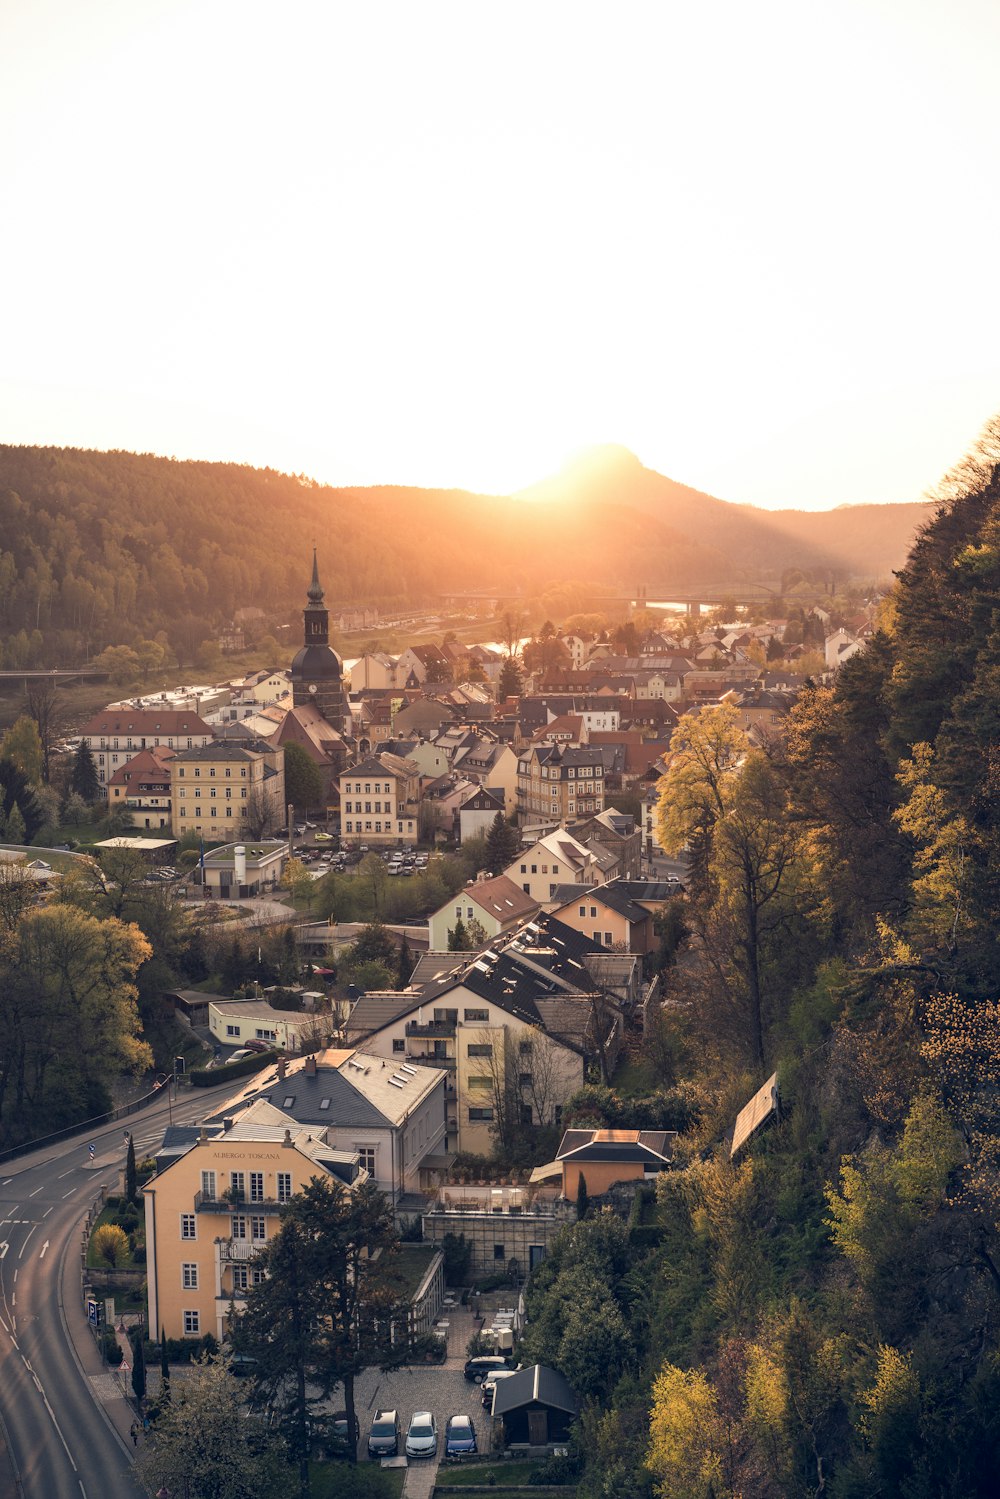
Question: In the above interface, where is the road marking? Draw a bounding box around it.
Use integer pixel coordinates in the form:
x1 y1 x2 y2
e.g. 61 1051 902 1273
1 1178 11 1185
57 1167 77 1179
39 1240 49 1259
18 1226 36 1258
28 1184 44 1197
42 1206 52 1218
62 1186 77 1198
0 1242 8 1260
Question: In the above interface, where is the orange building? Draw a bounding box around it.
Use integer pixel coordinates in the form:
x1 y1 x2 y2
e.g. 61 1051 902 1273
555 1127 674 1198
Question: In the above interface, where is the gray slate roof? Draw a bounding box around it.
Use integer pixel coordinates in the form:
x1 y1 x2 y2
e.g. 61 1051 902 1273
492 1364 578 1417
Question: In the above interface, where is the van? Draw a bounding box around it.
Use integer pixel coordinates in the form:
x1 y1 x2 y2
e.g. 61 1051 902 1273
367 1408 400 1458
463 1354 510 1384
481 1368 519 1409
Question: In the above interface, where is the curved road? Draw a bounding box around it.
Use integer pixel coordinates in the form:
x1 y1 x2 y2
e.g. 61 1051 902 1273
0 1080 234 1499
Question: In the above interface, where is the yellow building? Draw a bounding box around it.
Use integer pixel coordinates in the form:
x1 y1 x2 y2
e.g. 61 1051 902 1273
170 736 285 841
143 1101 365 1343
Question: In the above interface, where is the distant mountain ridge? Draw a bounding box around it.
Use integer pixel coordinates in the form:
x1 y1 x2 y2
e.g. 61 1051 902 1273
0 444 931 667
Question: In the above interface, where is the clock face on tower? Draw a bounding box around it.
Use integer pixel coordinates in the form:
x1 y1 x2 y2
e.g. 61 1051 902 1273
308 683 317 694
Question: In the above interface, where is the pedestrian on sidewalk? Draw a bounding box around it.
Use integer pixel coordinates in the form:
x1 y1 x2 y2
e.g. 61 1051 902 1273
130 1423 139 1447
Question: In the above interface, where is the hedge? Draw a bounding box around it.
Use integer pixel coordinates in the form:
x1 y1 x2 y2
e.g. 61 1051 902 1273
190 1051 277 1086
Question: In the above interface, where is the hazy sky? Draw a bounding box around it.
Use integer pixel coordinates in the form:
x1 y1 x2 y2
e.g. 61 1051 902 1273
3 0 999 510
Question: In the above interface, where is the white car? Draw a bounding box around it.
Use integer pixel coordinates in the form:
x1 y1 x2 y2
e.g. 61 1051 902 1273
404 1410 437 1458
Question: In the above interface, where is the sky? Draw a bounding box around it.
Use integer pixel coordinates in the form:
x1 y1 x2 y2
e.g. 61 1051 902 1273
2 0 1000 511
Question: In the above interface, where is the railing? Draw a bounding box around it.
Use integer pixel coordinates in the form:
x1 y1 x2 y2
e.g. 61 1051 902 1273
0 1075 174 1166
194 1189 283 1213
407 1052 456 1070
405 1020 456 1037
216 1238 264 1261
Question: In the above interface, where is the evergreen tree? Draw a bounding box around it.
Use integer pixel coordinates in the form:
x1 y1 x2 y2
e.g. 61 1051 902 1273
397 934 413 988
160 1337 170 1402
448 917 469 951
497 655 523 701
0 759 43 842
131 1327 146 1403
485 810 520 874
126 1133 137 1204
577 1171 590 1221
70 740 100 803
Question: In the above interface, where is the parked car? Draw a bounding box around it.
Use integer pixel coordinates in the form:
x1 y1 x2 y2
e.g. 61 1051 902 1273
404 1410 438 1458
444 1414 478 1456
367 1409 399 1458
243 1039 275 1053
227 1048 253 1063
464 1355 510 1383
481 1369 519 1408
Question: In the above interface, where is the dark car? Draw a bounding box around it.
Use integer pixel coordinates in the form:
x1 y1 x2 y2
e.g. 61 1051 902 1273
367 1408 399 1458
463 1354 510 1383
445 1414 478 1457
243 1039 274 1053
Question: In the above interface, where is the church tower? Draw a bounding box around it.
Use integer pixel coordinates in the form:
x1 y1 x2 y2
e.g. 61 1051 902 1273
290 550 348 732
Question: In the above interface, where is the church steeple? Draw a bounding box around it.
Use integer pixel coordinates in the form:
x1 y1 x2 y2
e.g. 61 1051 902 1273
290 550 347 733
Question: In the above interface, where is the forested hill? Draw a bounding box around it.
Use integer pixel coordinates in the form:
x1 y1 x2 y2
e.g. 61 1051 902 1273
0 444 927 667
544 426 1000 1496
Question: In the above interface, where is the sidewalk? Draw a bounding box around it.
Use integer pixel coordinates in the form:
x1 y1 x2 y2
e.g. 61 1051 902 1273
62 1244 141 1459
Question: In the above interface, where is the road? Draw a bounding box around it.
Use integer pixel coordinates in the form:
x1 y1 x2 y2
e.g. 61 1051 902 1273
0 1080 234 1499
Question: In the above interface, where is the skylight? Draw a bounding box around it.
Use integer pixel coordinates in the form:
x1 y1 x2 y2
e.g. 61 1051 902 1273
283 1096 294 1107
319 1098 331 1110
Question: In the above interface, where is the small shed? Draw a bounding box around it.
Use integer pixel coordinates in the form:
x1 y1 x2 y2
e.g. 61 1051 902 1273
492 1363 578 1448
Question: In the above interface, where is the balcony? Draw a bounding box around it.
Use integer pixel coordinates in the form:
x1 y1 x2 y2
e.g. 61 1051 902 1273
406 1052 456 1071
194 1189 283 1214
405 1020 455 1038
216 1237 264 1262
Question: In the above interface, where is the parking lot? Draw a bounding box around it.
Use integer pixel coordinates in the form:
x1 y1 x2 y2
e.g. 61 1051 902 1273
342 1299 498 1494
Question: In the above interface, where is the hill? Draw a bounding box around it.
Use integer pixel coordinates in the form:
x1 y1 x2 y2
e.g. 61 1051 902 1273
0 443 928 667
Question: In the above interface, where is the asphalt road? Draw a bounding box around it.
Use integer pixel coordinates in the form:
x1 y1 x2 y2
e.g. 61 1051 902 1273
0 1079 236 1499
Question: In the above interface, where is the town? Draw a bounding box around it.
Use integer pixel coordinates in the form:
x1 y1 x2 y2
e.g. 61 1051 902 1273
0 548 884 1499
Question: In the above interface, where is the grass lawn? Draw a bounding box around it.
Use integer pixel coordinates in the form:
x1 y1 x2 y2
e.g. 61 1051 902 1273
435 1459 574 1489
310 1460 405 1497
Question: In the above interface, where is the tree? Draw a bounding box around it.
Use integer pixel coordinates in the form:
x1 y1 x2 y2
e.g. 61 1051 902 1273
24 679 66 784
497 656 523 701
131 1326 146 1404
1 716 44 787
647 1362 730 1499
281 857 314 909
576 1171 589 1220
0 758 43 842
67 845 156 921
284 742 324 812
243 782 273 838
160 1335 171 1402
70 740 101 803
93 644 141 686
126 1133 137 1204
93 1223 130 1268
397 934 413 989
4 802 25 845
236 1177 408 1491
485 811 521 874
448 916 469 951
136 1356 284 1499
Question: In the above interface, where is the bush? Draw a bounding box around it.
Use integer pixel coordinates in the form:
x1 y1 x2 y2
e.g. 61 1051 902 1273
190 1051 275 1086
100 1329 123 1365
92 1223 130 1268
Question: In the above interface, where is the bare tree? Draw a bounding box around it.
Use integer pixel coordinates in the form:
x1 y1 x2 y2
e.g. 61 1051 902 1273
243 783 273 839
23 680 67 786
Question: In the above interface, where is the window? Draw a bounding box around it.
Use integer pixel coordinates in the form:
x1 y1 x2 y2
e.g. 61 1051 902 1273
249 1172 264 1202
226 1024 240 1037
523 883 530 894
531 864 537 874
605 932 613 946
183 1310 200 1336
578 905 585 916
467 1043 492 1057
252 1265 267 1286
393 1037 405 1053
182 1263 198 1289
493 1243 505 1261
356 1147 376 1174
232 1216 247 1239
251 1216 266 1241
520 1104 532 1125
519 1039 533 1055
520 864 527 874
200 1170 216 1199
464 1009 489 1022
590 906 597 918
519 1072 533 1087
181 1214 196 1240
470 1106 494 1121
276 1172 292 1204
552 863 559 874
468 1075 492 1090
232 1265 248 1291
229 1171 245 1199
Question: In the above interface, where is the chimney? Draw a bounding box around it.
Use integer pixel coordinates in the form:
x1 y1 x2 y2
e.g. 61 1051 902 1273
222 1116 233 1132
277 1056 287 1081
304 1054 317 1076
198 1126 208 1144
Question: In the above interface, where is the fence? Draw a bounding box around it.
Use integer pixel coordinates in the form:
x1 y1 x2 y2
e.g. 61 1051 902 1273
0 1076 173 1166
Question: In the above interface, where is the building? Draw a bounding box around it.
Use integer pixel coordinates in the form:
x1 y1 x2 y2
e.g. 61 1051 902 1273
550 878 679 955
516 744 605 826
504 829 598 905
203 1048 448 1202
457 785 506 844
208 997 333 1053
79 708 213 797
171 737 285 841
290 550 350 733
422 1191 573 1277
492 1365 578 1449
554 1127 674 1197
427 874 540 950
143 1101 367 1342
107 747 175 830
198 840 287 897
340 751 421 845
